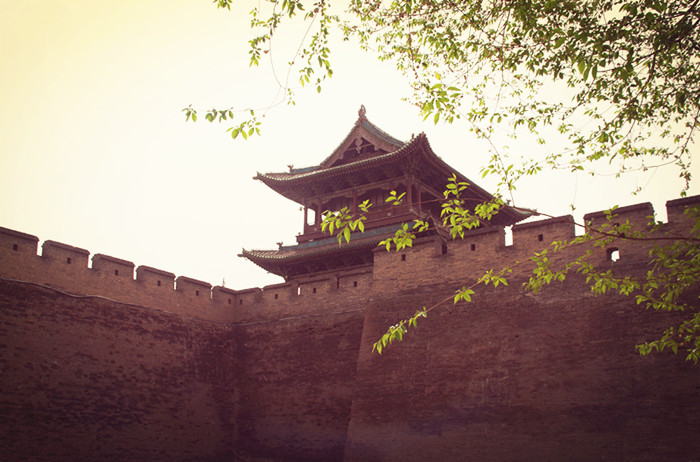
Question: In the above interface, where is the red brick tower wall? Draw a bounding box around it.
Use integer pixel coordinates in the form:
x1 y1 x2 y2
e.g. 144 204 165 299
344 275 699 461
343 197 700 461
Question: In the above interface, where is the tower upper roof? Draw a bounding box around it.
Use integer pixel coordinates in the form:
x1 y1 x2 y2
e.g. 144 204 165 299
254 108 524 217
244 107 532 279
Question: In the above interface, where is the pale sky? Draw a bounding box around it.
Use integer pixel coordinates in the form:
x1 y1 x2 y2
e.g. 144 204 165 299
1 0 697 290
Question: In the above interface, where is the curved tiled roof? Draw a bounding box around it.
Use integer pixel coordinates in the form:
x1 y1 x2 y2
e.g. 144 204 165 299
255 134 424 185
254 134 529 223
240 224 404 278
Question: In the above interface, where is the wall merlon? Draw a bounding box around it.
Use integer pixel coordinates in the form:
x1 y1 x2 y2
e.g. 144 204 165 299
212 285 238 307
136 265 176 288
666 194 700 224
237 287 263 295
176 276 212 298
512 214 574 231
583 202 654 226
296 276 332 285
450 226 504 256
263 282 292 291
0 226 39 253
464 225 505 238
666 195 700 209
92 253 135 278
236 287 263 307
42 240 90 266
512 215 575 246
261 282 293 303
298 279 330 296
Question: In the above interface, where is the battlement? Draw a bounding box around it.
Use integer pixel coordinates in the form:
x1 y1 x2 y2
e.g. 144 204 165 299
0 226 377 323
0 228 238 322
372 196 700 293
1 195 698 322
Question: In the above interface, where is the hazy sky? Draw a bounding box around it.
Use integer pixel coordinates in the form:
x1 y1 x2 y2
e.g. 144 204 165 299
1 0 697 290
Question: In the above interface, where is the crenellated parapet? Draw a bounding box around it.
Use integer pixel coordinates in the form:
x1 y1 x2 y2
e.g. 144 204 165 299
0 229 240 322
232 268 374 324
1 195 698 322
372 195 700 293
0 226 377 324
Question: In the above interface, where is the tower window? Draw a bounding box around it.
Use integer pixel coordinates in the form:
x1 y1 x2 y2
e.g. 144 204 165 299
537 234 544 242
157 280 162 287
66 257 72 264
470 244 476 251
195 290 200 296
274 293 279 299
114 270 119 276
239 299 243 305
12 244 18 251
353 281 358 288
401 254 406 261
312 287 317 294
228 298 232 305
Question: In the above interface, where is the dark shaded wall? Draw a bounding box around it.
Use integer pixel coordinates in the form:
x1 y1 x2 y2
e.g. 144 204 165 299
233 311 365 461
0 278 236 461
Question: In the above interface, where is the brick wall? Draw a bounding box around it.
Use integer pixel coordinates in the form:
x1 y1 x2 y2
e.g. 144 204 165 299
1 196 699 461
0 278 236 461
344 275 700 461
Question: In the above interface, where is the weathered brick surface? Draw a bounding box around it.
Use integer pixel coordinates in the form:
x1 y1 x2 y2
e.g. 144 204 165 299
344 272 700 461
233 310 365 461
0 279 236 461
1 197 699 461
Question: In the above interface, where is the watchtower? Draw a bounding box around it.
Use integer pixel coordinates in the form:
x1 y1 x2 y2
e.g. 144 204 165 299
241 106 530 279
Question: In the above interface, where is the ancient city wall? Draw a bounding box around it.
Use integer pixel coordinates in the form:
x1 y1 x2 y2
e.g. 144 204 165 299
0 277 237 461
3 196 696 323
0 228 237 322
1 195 699 461
372 196 699 294
341 198 700 462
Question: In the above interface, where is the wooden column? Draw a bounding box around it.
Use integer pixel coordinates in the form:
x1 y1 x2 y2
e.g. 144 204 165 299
352 190 358 217
417 185 422 214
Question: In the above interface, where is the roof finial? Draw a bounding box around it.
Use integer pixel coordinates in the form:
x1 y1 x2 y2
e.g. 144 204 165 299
358 104 366 119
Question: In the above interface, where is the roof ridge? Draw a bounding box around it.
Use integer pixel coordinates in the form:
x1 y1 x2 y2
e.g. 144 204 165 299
317 106 406 169
255 135 423 182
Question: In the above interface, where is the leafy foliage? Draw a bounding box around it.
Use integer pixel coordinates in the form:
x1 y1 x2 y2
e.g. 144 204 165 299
199 1 699 190
321 200 371 245
369 198 700 362
346 0 699 189
197 0 700 362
